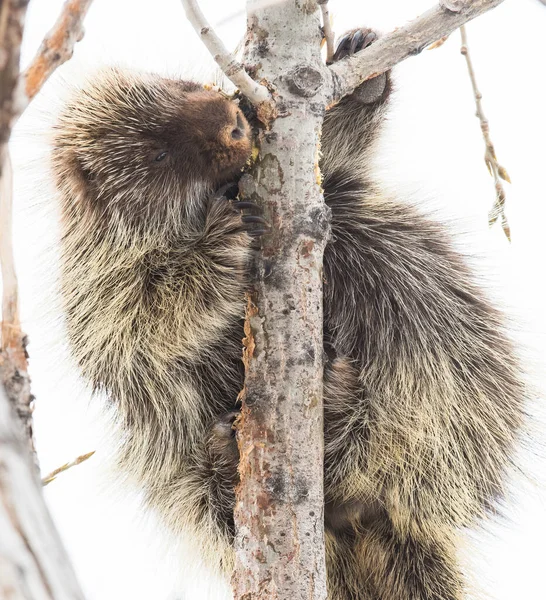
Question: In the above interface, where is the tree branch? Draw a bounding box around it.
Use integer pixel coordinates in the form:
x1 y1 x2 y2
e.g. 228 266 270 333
23 0 95 102
0 0 34 458
1 0 94 455
180 0 271 104
460 24 511 240
319 0 335 64
328 0 507 104
230 1 328 598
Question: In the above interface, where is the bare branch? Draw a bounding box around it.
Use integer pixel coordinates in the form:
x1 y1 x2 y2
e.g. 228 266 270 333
180 0 271 104
0 149 35 456
328 0 507 104
23 0 95 102
319 0 335 64
460 25 510 240
42 451 96 486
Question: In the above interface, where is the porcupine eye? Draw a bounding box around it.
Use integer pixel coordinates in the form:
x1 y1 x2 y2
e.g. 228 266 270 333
155 151 168 162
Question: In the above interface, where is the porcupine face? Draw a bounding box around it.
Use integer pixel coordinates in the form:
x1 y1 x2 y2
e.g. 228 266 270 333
51 68 252 227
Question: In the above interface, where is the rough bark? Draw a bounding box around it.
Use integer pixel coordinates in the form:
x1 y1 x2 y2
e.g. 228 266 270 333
231 2 329 598
0 386 85 600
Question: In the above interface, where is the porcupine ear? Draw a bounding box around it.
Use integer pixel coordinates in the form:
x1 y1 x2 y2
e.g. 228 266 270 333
50 136 97 210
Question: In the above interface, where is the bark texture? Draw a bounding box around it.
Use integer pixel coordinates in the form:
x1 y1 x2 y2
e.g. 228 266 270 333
0 386 85 600
232 1 330 598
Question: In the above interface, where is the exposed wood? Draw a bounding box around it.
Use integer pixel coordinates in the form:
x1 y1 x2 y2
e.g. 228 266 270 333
24 0 96 102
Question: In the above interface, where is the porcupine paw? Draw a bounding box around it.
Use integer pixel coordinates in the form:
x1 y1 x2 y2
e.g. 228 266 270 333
209 410 240 471
331 28 391 105
211 181 271 239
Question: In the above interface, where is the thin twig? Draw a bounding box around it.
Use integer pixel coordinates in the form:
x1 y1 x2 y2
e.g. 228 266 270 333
460 24 511 240
180 0 271 105
23 0 95 102
42 451 96 486
319 0 335 64
328 0 507 104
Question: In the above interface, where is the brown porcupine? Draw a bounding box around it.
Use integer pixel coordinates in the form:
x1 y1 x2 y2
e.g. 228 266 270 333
50 28 527 600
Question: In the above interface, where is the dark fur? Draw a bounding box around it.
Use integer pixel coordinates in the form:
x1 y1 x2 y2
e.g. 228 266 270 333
51 30 526 599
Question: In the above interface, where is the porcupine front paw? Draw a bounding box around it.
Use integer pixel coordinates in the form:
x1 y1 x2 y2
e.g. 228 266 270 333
210 181 270 239
209 410 240 479
331 28 391 105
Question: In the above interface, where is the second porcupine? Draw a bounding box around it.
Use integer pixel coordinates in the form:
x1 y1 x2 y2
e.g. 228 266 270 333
50 28 527 600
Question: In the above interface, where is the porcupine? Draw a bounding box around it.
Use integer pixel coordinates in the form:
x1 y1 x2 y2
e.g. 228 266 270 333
50 28 527 600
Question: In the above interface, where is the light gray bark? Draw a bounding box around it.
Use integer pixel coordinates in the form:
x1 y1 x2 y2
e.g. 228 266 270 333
231 2 329 599
0 386 85 600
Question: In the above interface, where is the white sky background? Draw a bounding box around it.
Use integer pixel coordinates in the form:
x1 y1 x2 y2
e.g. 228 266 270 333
5 0 546 598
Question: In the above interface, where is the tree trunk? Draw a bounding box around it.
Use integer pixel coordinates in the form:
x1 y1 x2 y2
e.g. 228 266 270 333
231 1 329 599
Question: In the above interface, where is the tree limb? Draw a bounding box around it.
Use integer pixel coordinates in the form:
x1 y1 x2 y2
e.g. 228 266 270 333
0 0 34 458
1 0 94 456
180 0 271 104
23 0 95 102
319 0 335 64
460 24 511 240
230 1 329 598
328 0 507 104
